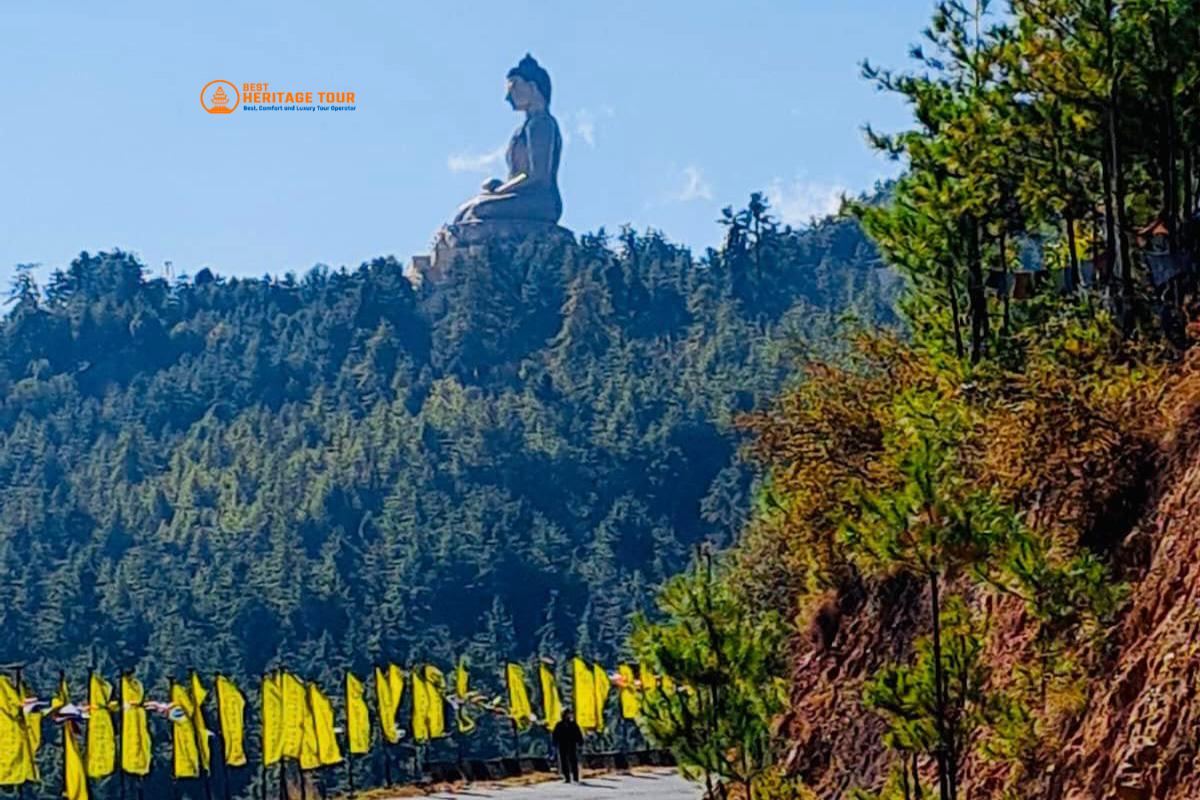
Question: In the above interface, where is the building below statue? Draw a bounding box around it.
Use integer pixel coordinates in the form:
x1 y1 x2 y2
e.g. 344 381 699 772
406 219 574 285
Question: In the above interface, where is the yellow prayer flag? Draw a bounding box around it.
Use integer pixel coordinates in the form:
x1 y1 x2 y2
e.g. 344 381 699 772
572 658 596 730
120 674 151 776
639 663 658 693
373 665 403 745
538 663 562 730
261 673 283 767
280 672 306 760
454 662 469 699
216 676 246 768
387 666 405 719
308 684 342 766
373 667 396 745
592 664 611 733
453 660 475 735
345 673 371 755
64 721 89 800
505 664 533 730
0 676 34 785
17 682 38 783
17 681 42 783
618 665 639 720
190 673 212 772
411 669 430 742
86 674 116 779
299 690 320 772
424 666 446 739
170 682 200 779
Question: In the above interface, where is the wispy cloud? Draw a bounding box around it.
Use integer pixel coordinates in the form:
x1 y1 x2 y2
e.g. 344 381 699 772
766 177 847 227
574 111 596 147
447 146 506 173
670 166 714 202
561 106 614 149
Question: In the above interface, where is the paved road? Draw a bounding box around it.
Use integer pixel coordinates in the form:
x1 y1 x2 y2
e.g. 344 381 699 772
426 770 701 799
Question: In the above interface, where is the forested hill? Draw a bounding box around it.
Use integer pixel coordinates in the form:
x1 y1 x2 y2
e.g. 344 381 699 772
0 198 893 693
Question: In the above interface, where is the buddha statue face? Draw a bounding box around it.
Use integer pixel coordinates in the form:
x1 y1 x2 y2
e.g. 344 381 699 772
505 76 544 112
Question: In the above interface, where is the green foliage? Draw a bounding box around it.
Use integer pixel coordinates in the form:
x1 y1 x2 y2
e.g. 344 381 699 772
0 200 894 790
689 0 1192 795
754 767 820 800
841 386 1013 578
630 553 788 800
863 599 990 779
839 385 1005 798
859 0 1200 356
728 289 1152 796
841 365 1127 797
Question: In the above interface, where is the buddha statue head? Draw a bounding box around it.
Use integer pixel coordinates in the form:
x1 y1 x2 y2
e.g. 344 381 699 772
505 54 552 112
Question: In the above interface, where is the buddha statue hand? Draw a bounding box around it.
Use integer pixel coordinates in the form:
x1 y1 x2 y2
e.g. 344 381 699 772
481 178 503 193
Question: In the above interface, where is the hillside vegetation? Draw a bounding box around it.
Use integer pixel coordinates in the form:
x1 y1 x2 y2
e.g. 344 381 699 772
629 2 1200 799
0 203 892 729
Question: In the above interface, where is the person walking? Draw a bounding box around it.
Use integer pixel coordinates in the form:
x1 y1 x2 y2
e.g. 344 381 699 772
551 710 584 783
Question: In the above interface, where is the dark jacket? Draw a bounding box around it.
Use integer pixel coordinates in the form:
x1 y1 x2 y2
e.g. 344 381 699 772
551 719 584 750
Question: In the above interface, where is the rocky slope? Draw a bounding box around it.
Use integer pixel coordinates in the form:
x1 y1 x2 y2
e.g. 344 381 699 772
1049 364 1200 800
782 353 1200 799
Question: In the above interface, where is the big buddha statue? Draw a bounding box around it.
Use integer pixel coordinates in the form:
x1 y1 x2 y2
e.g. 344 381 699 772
454 54 563 226
410 54 572 283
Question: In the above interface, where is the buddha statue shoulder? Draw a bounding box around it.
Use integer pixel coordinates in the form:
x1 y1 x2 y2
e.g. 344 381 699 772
453 54 564 226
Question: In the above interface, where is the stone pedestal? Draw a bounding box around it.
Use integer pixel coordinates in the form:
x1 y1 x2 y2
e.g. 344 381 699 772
407 220 574 285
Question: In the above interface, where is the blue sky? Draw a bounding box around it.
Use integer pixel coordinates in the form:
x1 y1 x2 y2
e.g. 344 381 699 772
0 1 933 284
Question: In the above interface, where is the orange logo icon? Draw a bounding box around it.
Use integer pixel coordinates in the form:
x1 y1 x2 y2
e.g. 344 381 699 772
201 80 239 114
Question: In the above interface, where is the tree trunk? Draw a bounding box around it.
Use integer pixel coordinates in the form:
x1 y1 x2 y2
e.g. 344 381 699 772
1183 142 1194 221
929 569 952 800
944 256 965 360
1040 634 1050 713
1156 9 1179 253
1113 98 1136 335
1064 214 1079 293
1166 88 1179 253
1100 145 1116 292
999 228 1011 332
1103 0 1135 334
933 166 965 359
966 216 988 363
